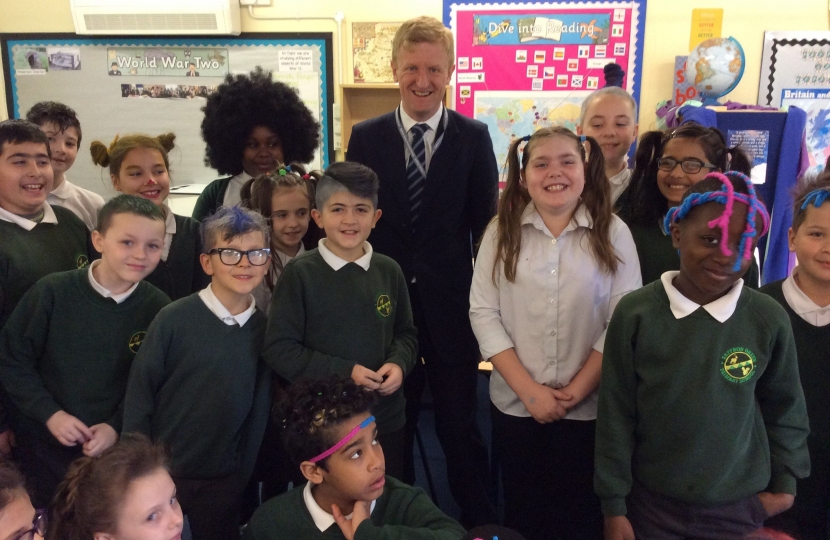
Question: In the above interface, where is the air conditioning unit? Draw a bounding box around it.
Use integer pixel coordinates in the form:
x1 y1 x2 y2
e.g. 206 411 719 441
70 0 242 35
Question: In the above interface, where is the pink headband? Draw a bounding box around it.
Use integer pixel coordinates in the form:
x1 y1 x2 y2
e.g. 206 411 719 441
308 415 376 463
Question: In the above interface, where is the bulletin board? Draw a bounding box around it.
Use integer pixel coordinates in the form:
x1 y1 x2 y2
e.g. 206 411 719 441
447 2 644 175
758 31 830 176
1 33 334 198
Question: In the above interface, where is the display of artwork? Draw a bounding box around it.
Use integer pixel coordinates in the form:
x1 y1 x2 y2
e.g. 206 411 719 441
352 22 401 83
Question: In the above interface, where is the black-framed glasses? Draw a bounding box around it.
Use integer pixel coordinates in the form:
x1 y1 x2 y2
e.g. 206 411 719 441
207 248 271 266
656 157 717 174
13 509 46 540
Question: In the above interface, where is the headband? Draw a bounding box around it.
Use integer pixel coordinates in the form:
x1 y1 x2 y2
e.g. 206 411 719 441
801 188 830 210
308 415 376 463
664 171 770 272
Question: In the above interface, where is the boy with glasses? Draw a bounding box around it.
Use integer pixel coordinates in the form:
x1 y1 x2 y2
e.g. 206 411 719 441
123 205 273 540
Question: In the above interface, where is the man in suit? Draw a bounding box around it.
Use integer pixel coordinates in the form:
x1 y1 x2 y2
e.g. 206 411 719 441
347 16 498 528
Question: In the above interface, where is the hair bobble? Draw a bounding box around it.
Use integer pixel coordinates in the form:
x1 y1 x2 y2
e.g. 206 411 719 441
278 168 288 176
303 174 311 180
801 188 830 210
579 135 587 143
520 135 531 142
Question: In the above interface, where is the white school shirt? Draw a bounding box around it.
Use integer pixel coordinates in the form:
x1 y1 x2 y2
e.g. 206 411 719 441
252 243 306 313
660 271 743 322
47 178 105 230
302 481 376 532
198 283 257 326
221 171 253 209
0 202 58 231
782 269 830 327
318 238 373 271
161 204 177 262
399 104 443 170
87 260 139 303
609 168 632 206
470 202 642 420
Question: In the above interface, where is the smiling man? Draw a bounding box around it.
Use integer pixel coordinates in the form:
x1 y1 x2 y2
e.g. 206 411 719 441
346 16 498 528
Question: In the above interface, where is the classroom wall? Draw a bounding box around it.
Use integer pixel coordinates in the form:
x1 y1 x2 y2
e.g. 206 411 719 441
1 0 828 132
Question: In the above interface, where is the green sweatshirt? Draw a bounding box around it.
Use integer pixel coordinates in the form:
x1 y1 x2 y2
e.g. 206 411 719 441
263 249 417 434
122 293 270 483
0 269 170 444
595 280 809 516
144 214 210 301
0 206 92 329
243 476 465 540
191 177 232 222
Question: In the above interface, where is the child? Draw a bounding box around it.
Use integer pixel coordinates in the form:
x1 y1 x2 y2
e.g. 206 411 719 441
243 376 465 540
596 171 809 540
194 66 320 221
91 132 210 300
241 164 321 313
625 122 759 286
123 205 273 540
576 87 639 207
0 462 44 540
469 127 642 540
0 194 170 508
47 433 184 540
760 176 830 540
0 119 91 329
263 162 418 480
26 101 105 230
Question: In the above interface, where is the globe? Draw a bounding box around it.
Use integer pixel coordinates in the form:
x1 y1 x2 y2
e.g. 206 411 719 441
685 37 745 105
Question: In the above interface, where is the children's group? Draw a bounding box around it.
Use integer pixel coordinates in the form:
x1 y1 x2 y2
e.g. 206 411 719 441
0 14 828 540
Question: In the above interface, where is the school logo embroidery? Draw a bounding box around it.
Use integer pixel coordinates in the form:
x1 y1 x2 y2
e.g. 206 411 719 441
128 331 146 354
76 254 89 269
720 347 757 383
376 294 392 318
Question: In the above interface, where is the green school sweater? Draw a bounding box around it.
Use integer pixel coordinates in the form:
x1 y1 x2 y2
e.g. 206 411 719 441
243 476 465 540
263 249 418 434
123 294 270 482
595 281 809 516
191 177 232 222
0 269 170 445
144 214 210 301
628 220 760 287
0 206 91 329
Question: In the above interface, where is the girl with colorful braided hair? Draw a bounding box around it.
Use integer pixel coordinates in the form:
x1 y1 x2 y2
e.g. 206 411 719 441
193 67 320 222
760 174 830 540
469 127 642 539
596 171 810 540
624 122 759 286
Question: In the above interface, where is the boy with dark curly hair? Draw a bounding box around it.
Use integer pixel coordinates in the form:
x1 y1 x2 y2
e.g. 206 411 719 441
243 376 465 540
194 66 320 221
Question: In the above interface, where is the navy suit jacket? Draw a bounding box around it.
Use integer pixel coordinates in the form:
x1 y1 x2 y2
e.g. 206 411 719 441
347 109 498 365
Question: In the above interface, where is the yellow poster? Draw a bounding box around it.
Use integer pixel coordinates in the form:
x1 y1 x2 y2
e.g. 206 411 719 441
689 9 723 51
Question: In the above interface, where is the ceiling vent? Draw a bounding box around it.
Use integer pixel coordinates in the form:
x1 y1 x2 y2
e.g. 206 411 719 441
70 0 241 35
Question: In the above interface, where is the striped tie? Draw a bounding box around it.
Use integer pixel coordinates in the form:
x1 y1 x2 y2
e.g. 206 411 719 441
407 123 428 229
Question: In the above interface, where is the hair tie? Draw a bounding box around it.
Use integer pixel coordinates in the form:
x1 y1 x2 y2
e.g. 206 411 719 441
278 168 288 176
285 165 292 172
520 135 531 142
308 415 375 463
579 135 587 143
801 188 830 210
302 174 311 180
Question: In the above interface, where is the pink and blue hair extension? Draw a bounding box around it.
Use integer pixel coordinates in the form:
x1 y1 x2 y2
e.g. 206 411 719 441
664 171 771 271
801 186 830 210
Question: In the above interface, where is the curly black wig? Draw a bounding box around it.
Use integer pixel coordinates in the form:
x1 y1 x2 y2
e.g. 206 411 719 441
279 376 377 470
201 66 320 175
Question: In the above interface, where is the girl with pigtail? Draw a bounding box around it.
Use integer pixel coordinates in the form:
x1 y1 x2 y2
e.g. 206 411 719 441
469 127 642 540
47 433 183 540
624 122 759 286
90 134 209 300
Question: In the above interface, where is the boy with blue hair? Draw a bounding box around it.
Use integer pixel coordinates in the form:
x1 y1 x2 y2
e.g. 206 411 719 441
263 161 418 480
123 205 273 540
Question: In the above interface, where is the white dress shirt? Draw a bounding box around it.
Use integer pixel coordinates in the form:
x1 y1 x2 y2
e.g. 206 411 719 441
47 178 105 230
161 204 177 262
660 271 744 323
0 202 58 231
302 481 376 532
198 283 257 326
87 260 139 303
470 202 642 420
782 269 830 327
318 239 373 271
608 168 632 205
221 171 253 209
399 104 444 170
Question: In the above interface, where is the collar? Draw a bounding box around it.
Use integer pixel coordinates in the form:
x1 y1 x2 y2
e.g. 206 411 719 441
198 283 256 326
302 481 377 533
162 204 177 234
782 270 830 325
520 201 594 234
230 170 253 187
318 239 373 271
276 243 305 267
0 202 58 231
660 271 744 323
399 103 444 134
87 260 139 303
50 177 73 200
608 167 632 187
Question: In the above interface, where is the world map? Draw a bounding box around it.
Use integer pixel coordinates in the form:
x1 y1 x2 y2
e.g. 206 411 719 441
352 22 400 83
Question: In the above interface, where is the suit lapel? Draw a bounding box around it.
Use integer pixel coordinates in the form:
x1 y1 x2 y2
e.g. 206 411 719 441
376 114 409 211
421 111 460 211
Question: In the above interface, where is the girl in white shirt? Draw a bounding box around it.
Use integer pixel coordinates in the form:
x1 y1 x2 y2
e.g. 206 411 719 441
469 126 641 540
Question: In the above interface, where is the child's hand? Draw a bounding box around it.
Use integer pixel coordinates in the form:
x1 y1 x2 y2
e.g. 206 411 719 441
351 365 383 390
376 363 403 395
332 500 371 540
82 423 119 457
757 492 795 517
522 383 571 424
0 429 14 456
46 411 93 447
604 515 635 540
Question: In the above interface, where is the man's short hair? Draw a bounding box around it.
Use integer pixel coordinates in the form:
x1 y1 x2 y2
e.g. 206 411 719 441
200 205 270 253
25 101 83 145
392 16 454 68
97 194 166 235
315 161 379 209
0 119 50 158
578 86 638 126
